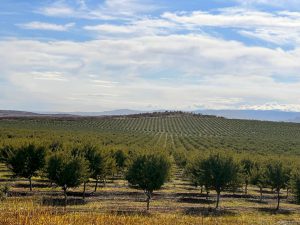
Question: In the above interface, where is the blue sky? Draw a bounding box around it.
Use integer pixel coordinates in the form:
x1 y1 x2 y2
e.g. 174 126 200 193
1 0 300 112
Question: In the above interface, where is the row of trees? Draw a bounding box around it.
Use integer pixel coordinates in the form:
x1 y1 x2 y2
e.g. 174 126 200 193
0 144 127 193
0 144 300 211
0 144 171 210
186 154 299 210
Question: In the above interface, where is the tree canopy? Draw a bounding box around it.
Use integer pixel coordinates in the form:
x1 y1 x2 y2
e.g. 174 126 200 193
126 153 171 210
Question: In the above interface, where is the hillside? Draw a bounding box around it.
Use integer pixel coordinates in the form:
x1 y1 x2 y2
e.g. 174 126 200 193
196 109 300 122
0 110 76 118
0 110 40 117
1 112 300 155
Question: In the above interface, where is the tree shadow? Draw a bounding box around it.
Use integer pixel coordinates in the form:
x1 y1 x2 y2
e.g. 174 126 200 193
178 197 215 204
254 189 274 194
13 182 52 189
174 192 208 198
257 207 293 215
183 207 236 217
41 197 87 206
222 193 253 199
286 199 299 205
111 210 151 216
88 190 142 197
245 199 268 205
9 191 34 196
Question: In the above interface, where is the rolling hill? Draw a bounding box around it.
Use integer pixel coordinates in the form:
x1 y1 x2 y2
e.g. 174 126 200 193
1 111 300 155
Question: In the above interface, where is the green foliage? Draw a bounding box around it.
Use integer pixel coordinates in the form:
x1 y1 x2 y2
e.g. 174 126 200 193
82 145 117 189
0 184 10 200
126 153 171 210
46 152 89 198
250 162 267 201
113 149 127 172
172 148 188 168
265 161 290 190
190 153 241 208
0 145 14 163
241 158 256 194
292 171 300 204
47 153 89 188
5 144 46 191
265 160 291 210
83 145 105 181
49 140 63 152
185 155 204 188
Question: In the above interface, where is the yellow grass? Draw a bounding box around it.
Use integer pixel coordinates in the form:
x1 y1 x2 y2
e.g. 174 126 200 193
1 198 300 225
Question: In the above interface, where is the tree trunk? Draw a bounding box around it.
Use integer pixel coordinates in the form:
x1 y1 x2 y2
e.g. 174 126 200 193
29 177 32 191
200 186 203 194
144 190 152 211
63 185 67 207
94 178 98 192
146 196 150 210
206 191 209 200
276 189 280 210
245 181 248 195
260 186 263 202
286 188 289 199
216 191 220 209
83 182 86 200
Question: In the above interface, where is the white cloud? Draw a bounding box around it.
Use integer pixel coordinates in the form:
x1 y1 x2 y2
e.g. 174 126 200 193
162 9 300 29
1 34 300 111
31 71 68 81
240 28 300 45
162 9 300 45
18 21 75 31
37 0 158 20
83 19 176 37
234 0 300 9
84 24 133 34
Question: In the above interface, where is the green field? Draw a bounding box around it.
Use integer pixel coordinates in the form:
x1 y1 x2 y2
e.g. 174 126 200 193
1 113 300 155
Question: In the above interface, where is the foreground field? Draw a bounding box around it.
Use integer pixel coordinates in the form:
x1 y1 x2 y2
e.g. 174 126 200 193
1 162 300 225
1 204 300 225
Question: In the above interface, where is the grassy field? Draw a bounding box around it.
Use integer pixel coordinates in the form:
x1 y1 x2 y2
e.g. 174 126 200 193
1 162 300 225
1 113 300 224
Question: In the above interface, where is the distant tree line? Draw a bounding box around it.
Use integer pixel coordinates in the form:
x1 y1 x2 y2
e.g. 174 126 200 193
0 143 299 211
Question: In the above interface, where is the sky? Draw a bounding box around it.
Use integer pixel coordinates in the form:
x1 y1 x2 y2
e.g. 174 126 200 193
1 0 300 112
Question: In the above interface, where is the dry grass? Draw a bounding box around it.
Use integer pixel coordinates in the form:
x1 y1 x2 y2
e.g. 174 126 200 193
1 163 300 224
1 198 300 225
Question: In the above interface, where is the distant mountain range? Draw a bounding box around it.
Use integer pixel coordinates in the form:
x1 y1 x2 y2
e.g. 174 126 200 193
69 109 146 116
0 110 76 118
1 109 300 123
195 110 300 123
